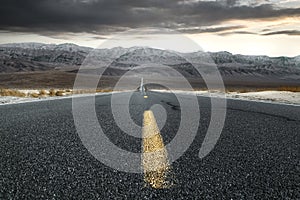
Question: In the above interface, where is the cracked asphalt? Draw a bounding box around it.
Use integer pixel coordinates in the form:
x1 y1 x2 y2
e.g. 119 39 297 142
0 91 299 199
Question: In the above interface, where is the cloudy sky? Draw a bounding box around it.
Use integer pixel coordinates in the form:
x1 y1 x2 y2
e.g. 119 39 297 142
0 0 300 56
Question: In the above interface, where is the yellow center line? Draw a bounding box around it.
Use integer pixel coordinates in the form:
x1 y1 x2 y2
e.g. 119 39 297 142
142 110 174 189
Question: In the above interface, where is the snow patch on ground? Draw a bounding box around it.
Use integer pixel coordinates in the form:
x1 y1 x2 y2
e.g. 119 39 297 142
151 90 300 105
0 96 35 105
1 90 299 106
226 91 300 105
0 92 120 105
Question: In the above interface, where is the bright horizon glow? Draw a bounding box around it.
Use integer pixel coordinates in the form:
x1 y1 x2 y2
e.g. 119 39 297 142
0 30 300 57
190 34 300 57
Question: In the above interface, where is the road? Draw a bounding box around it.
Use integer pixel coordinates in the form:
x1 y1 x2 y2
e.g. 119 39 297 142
0 91 299 199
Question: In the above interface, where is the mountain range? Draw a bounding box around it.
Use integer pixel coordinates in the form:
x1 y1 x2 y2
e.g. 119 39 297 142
0 43 300 82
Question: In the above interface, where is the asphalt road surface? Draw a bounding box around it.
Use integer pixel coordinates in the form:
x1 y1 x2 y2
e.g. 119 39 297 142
0 91 299 199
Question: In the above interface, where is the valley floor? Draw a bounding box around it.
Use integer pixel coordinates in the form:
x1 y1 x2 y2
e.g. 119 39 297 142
1 89 299 105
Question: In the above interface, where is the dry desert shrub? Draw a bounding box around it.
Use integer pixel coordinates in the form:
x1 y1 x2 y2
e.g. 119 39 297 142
39 89 48 96
49 89 56 96
237 89 251 93
0 89 26 97
30 93 40 98
96 89 113 93
72 89 95 94
278 86 300 92
226 88 253 93
55 90 65 96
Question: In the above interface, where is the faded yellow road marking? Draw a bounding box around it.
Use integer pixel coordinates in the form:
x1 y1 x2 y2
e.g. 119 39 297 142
142 110 174 189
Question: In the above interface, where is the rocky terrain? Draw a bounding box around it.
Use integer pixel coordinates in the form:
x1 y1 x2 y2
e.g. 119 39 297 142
0 43 299 89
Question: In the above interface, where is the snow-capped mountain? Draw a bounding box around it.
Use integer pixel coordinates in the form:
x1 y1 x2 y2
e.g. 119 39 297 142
0 43 92 52
0 42 299 80
111 47 187 66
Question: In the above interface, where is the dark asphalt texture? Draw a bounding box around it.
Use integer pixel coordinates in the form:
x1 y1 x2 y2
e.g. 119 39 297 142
0 91 299 199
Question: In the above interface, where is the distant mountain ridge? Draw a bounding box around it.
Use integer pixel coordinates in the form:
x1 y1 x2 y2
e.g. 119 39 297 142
0 43 299 81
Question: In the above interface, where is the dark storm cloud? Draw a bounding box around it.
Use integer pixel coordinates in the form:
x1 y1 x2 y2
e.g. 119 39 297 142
0 0 300 35
178 25 245 34
218 31 257 36
262 30 300 36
